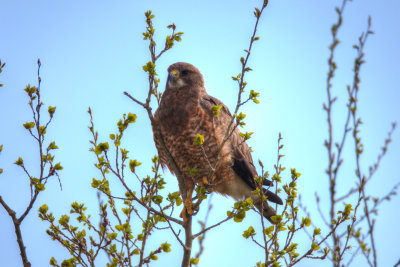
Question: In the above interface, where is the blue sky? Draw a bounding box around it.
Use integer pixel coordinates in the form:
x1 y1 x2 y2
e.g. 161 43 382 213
1 0 399 266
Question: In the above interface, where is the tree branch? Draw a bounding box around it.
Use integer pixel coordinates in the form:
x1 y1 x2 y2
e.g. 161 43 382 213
0 196 30 267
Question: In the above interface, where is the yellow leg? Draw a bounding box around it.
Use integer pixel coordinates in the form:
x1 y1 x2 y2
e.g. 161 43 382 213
179 186 194 222
185 186 194 215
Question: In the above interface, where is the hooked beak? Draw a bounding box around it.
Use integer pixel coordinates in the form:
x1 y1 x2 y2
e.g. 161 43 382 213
168 70 178 82
168 72 176 82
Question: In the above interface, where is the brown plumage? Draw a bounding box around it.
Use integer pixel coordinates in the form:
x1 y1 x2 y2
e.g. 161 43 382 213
153 62 282 223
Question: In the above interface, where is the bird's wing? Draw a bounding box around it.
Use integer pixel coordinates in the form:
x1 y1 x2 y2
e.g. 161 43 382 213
200 94 282 205
152 111 170 173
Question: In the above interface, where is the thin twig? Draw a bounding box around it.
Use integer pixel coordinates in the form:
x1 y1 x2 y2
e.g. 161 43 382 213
324 1 349 258
192 214 234 239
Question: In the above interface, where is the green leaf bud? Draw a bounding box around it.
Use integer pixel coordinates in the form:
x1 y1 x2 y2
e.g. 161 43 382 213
129 159 141 172
95 142 109 155
161 242 171 253
54 163 63 171
14 157 23 166
242 226 256 239
194 134 204 145
48 106 56 117
23 122 35 130
127 113 137 123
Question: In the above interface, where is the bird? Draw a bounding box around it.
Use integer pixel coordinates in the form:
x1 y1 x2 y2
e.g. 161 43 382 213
153 62 282 223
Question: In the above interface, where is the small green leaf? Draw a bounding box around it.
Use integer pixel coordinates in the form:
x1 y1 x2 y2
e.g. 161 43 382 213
129 159 141 172
35 183 45 191
48 106 56 117
122 208 130 216
236 112 246 121
24 84 37 96
39 126 46 135
152 195 163 204
313 228 321 236
95 142 109 155
194 134 204 145
355 229 361 238
302 217 311 227
38 204 49 214
235 112 246 127
54 163 63 171
14 157 23 166
239 132 254 140
109 232 118 240
91 178 101 188
234 211 246 223
48 142 59 150
60 259 76 267
245 198 253 206
190 258 199 265
142 61 156 75
249 90 260 99
59 214 70 227
109 244 117 254
290 168 301 178
127 113 137 123
23 122 35 130
311 242 320 251
49 257 58 266
167 23 176 30
211 105 223 117
265 225 275 236
243 226 256 239
161 242 171 253
343 204 353 218
271 215 282 224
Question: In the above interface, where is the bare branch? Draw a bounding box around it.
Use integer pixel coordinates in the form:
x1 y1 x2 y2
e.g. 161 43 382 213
192 214 234 239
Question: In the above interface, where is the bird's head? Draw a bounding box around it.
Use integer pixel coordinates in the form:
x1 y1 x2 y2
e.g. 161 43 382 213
166 62 204 89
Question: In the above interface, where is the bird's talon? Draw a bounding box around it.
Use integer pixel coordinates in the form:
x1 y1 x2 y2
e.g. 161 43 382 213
180 187 194 221
185 197 193 215
180 207 188 222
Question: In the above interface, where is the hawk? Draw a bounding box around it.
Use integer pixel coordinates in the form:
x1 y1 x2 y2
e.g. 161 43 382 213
154 62 282 223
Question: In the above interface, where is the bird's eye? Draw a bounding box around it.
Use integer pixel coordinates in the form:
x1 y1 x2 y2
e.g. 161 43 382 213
181 70 189 76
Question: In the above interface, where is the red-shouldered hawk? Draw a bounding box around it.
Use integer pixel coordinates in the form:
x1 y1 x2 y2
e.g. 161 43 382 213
154 62 282 223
